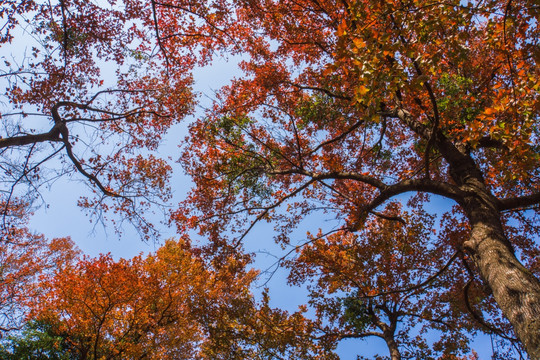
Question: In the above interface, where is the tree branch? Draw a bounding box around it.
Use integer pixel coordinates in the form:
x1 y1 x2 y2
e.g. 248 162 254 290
477 136 508 150
351 178 463 229
0 127 62 149
283 81 352 101
50 102 131 200
463 279 518 342
233 179 317 247
358 251 460 299
308 118 365 155
499 191 540 212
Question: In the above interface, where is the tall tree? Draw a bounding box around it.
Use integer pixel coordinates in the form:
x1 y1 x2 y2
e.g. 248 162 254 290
154 0 540 356
288 205 522 358
2 0 540 356
25 238 333 359
0 0 193 238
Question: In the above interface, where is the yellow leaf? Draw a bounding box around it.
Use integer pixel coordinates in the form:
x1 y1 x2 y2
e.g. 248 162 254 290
337 19 348 36
353 38 366 48
356 85 369 96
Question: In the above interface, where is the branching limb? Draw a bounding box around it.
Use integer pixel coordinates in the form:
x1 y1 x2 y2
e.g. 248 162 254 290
2 145 65 228
400 311 453 329
498 192 540 212
50 102 132 201
258 226 350 287
150 0 170 73
265 166 462 229
369 210 406 224
0 126 63 149
353 178 463 229
308 118 366 155
266 169 388 190
358 250 460 299
233 179 317 247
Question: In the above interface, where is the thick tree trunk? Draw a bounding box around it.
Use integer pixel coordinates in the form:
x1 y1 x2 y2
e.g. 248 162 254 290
432 130 540 357
463 199 540 359
383 333 401 360
393 109 540 356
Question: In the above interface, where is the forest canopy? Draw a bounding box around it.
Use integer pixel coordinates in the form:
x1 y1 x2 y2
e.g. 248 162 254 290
1 0 539 358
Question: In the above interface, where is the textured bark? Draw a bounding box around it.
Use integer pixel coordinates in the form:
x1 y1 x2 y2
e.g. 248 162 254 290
429 121 540 358
383 333 401 360
463 202 540 359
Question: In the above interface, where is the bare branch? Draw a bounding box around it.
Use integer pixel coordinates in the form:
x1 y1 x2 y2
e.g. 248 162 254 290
308 118 365 155
234 179 317 247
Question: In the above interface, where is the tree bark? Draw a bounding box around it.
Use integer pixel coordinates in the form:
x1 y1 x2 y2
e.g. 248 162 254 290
427 121 540 358
367 304 402 360
0 127 62 149
462 194 540 359
383 333 401 360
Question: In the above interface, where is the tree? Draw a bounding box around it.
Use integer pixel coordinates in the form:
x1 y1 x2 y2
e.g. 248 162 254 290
153 0 540 356
2 0 539 357
0 0 193 239
0 320 73 360
25 237 333 359
0 200 78 335
27 238 239 359
288 205 521 359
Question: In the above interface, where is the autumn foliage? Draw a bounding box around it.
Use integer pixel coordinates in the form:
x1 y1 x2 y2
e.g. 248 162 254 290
4 239 329 359
166 0 539 357
288 205 520 358
27 239 250 359
1 0 540 358
0 201 78 335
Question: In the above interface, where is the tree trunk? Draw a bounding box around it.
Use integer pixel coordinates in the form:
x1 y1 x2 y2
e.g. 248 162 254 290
463 198 540 359
435 132 540 357
369 304 401 360
383 333 401 360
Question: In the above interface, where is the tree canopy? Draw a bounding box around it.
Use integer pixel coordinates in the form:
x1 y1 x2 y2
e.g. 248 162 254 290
1 0 539 358
0 0 193 239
